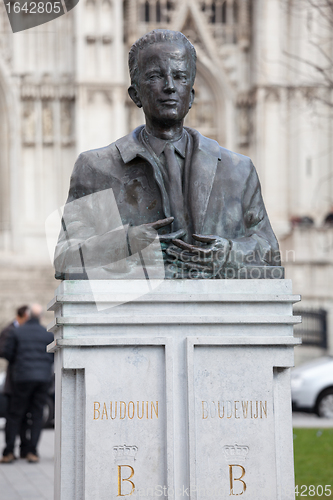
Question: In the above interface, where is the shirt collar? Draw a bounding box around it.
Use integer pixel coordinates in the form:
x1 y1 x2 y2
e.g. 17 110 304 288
144 128 187 159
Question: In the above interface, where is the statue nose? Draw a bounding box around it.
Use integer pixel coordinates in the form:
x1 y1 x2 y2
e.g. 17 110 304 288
164 75 176 92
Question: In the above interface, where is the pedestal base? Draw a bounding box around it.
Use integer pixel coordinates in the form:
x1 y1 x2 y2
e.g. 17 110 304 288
48 279 301 500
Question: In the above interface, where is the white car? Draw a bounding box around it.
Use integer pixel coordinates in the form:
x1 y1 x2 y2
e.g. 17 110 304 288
291 356 333 418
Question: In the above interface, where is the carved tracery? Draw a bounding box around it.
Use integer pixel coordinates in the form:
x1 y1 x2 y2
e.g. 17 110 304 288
125 0 250 50
0 4 12 64
138 0 176 24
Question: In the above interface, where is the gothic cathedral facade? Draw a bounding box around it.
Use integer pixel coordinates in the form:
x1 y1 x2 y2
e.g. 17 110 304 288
0 1 332 359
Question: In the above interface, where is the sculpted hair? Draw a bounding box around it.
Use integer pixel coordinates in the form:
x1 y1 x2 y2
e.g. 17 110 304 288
129 29 197 88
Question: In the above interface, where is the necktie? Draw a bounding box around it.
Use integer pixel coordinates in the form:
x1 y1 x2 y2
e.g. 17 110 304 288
164 143 186 232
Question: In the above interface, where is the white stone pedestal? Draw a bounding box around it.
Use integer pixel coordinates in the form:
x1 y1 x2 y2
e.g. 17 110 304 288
48 279 301 500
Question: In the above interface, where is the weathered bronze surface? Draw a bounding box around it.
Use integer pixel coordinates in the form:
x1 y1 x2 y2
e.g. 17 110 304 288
55 30 282 280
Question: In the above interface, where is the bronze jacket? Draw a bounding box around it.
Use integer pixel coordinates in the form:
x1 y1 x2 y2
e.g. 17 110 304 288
54 126 281 279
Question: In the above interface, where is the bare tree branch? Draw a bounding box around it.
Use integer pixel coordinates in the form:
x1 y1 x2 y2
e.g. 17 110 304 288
309 39 333 69
281 0 333 109
282 50 333 88
307 0 331 21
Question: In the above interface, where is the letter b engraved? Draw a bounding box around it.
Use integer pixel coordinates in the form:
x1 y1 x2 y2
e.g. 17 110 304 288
93 402 100 420
117 465 135 496
229 465 246 496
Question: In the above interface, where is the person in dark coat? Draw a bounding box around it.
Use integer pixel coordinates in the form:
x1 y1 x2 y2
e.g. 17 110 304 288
0 305 30 394
0 304 54 463
0 305 32 458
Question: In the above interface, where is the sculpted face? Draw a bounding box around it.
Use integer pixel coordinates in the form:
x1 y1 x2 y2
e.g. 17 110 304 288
129 41 195 130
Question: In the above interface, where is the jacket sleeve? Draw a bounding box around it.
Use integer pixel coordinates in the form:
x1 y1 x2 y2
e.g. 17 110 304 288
2 330 17 363
0 329 8 358
0 325 15 358
226 161 281 268
54 153 130 279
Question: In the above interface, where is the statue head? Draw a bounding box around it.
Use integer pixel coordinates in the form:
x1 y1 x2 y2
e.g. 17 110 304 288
128 29 197 89
128 30 197 134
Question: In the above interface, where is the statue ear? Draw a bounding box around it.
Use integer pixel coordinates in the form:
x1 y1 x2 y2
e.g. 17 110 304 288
189 88 195 110
128 86 142 108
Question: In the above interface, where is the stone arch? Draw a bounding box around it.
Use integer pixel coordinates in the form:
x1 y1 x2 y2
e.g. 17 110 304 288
185 59 227 145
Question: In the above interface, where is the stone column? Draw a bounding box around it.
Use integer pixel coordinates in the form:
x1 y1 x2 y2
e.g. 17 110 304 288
48 279 300 500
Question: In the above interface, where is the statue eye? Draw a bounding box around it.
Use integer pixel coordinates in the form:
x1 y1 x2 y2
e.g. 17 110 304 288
173 72 187 81
148 73 160 81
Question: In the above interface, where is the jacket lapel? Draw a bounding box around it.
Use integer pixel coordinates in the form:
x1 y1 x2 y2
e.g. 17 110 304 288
185 128 221 234
115 126 170 216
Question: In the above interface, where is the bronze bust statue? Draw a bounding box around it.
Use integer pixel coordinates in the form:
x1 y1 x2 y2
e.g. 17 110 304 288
55 29 282 280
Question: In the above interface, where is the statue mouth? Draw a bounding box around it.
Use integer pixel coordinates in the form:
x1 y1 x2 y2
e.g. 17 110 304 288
161 99 178 103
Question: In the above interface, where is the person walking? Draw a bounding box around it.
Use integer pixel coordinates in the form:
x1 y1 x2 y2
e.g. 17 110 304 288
0 305 32 458
0 304 54 463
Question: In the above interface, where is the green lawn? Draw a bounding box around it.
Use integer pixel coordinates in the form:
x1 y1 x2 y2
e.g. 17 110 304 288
293 428 333 499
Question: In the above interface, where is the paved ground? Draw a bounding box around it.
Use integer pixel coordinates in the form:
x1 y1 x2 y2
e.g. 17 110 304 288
292 411 333 428
0 425 53 500
0 413 332 499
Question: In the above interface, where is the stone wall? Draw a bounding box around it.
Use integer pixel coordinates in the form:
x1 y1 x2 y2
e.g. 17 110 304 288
0 262 58 332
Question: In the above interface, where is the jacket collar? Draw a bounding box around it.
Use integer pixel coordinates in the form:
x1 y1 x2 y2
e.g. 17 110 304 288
115 126 147 163
115 126 221 163
27 317 40 325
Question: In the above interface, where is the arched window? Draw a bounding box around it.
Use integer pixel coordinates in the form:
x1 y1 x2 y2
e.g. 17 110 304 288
222 0 227 23
233 0 238 23
139 0 176 24
200 0 240 44
210 1 227 24
156 0 161 22
144 0 150 22
211 1 216 23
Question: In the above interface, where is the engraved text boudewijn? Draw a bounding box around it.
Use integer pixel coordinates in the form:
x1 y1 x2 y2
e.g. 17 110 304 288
93 401 159 420
201 400 268 419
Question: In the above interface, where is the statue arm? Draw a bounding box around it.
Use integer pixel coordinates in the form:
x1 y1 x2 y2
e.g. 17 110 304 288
167 160 280 278
227 161 281 267
54 154 130 278
54 153 175 279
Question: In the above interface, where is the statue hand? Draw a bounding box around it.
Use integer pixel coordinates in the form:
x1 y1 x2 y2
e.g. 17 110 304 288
166 234 231 278
147 218 187 253
128 217 185 255
159 228 187 242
